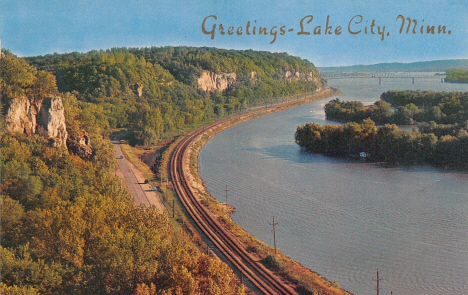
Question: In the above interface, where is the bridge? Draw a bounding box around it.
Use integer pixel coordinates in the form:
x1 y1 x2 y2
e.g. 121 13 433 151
321 72 446 84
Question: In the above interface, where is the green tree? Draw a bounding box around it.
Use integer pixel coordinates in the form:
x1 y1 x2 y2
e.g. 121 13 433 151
446 68 468 83
1 196 25 248
0 52 37 100
1 245 65 294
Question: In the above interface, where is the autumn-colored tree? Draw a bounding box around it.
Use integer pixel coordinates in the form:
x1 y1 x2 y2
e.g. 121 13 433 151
1 52 245 294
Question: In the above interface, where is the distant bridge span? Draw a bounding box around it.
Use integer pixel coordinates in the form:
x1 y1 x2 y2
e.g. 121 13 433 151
321 72 446 83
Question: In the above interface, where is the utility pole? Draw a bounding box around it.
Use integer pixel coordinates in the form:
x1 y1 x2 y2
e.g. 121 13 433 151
225 184 229 205
270 216 278 254
165 179 168 202
172 199 175 218
195 161 201 184
373 269 384 295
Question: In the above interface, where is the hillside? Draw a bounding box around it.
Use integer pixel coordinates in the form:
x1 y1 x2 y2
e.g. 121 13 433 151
1 50 249 295
318 59 468 73
24 46 324 146
1 47 328 294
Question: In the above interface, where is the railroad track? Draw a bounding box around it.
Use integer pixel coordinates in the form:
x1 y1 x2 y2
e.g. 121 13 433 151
169 117 298 295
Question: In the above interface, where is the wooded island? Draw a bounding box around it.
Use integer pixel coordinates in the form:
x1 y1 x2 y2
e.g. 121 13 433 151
296 90 468 169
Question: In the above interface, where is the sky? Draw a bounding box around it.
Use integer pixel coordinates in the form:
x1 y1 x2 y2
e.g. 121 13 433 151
1 0 467 67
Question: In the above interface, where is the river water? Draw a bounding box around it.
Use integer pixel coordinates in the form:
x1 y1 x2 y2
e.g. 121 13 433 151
199 75 468 295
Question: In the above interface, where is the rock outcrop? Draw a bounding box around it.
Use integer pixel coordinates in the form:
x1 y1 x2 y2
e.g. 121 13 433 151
67 131 93 159
197 71 237 92
4 96 68 147
283 70 323 90
4 97 37 136
130 83 144 98
37 97 68 146
197 69 322 93
283 70 319 82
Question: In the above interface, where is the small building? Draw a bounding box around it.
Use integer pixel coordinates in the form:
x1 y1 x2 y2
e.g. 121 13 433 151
360 152 370 158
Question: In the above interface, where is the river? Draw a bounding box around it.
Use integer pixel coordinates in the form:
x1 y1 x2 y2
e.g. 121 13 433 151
199 75 468 295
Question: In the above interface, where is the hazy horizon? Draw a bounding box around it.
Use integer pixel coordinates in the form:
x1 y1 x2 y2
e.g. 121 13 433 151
2 0 467 67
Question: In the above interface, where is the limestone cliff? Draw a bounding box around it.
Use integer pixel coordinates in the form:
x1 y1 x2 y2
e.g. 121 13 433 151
4 97 37 136
37 97 68 146
284 70 323 90
4 96 68 147
284 70 320 82
197 69 322 93
197 71 237 92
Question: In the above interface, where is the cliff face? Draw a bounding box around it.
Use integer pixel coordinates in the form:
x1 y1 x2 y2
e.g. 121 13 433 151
38 97 68 146
5 96 68 147
197 69 322 93
4 97 37 136
197 71 237 92
284 70 323 91
284 70 320 82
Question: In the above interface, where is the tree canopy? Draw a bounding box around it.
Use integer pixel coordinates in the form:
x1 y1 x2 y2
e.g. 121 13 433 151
300 90 468 169
1 51 58 105
1 51 245 294
296 119 468 169
25 47 324 146
325 90 468 125
445 68 468 83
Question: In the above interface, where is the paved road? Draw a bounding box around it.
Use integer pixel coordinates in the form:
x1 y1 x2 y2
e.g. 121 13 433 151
113 141 165 212
113 142 150 206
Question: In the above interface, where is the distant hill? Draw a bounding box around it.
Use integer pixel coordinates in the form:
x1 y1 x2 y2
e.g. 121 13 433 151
23 46 323 146
318 59 468 73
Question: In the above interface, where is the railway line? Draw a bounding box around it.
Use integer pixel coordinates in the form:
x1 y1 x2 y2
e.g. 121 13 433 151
168 116 298 295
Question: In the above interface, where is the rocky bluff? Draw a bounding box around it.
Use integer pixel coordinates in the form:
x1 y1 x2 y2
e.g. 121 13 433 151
197 69 321 92
5 96 68 146
4 95 92 157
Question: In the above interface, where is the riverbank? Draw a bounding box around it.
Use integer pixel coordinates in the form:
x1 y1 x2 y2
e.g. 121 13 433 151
124 87 349 294
179 87 352 295
199 76 468 295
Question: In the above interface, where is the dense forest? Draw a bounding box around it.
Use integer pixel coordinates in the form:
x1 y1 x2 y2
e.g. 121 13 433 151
299 90 468 169
1 51 253 294
325 90 468 125
445 68 468 83
1 47 327 294
1 134 244 295
295 119 468 169
25 46 324 146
